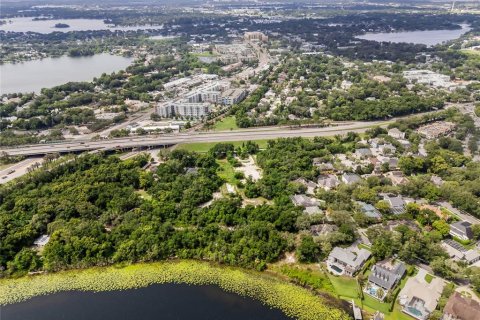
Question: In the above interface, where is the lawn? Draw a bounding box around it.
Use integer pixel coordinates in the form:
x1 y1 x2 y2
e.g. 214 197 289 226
327 274 414 320
0 163 14 171
424 273 434 284
213 116 239 131
192 52 217 57
177 140 269 153
135 189 152 201
216 159 238 186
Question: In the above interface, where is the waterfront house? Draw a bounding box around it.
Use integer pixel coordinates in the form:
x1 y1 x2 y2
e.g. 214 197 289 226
365 260 406 300
327 246 371 277
399 273 445 320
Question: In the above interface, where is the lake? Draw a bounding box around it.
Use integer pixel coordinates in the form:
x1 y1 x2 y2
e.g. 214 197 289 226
0 283 292 320
0 17 163 34
0 53 133 94
355 24 471 46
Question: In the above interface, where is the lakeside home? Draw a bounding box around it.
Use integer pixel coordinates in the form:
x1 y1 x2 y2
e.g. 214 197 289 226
327 246 371 277
399 271 445 320
364 260 406 301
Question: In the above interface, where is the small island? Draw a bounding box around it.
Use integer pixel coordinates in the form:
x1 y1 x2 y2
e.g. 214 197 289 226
54 23 70 29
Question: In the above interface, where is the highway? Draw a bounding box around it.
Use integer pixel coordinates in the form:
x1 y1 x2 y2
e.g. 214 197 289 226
0 121 382 157
0 157 44 184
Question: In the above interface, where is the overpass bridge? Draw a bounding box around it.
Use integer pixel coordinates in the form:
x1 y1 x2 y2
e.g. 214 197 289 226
0 123 381 157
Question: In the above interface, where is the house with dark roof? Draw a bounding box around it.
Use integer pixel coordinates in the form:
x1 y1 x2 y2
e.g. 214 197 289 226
356 201 382 219
449 221 474 241
384 195 406 215
443 292 480 320
365 260 406 300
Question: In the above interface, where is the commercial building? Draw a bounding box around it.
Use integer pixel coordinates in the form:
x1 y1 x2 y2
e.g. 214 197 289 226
244 31 268 42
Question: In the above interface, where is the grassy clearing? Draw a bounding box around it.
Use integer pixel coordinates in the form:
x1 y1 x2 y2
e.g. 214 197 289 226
272 265 336 294
192 52 217 57
0 163 15 171
135 189 152 201
177 140 270 153
0 260 350 320
214 116 239 131
424 273 434 284
327 274 413 320
217 159 238 186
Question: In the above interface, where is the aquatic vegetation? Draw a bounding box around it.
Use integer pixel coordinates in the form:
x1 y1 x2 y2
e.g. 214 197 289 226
0 260 350 320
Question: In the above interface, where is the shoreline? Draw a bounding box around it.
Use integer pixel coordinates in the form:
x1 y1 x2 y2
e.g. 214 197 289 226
0 260 350 320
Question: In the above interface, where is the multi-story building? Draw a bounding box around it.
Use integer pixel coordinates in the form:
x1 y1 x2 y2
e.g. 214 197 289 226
221 88 247 106
156 102 212 119
244 31 268 42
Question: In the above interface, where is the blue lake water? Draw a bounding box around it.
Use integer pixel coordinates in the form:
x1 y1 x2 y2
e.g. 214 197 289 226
0 283 292 320
0 17 163 33
1 53 133 94
355 24 471 46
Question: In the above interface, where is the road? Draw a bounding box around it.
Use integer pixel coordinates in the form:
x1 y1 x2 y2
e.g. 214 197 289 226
0 121 383 157
0 157 44 184
439 201 480 225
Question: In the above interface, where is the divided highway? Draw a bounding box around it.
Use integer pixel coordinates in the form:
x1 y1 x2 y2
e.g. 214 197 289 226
0 122 383 157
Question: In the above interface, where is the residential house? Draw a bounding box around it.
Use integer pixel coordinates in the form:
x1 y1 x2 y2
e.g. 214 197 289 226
355 148 372 159
318 174 340 191
341 173 362 185
293 178 317 195
291 194 321 207
449 221 474 241
441 240 480 265
33 235 50 247
304 206 323 216
356 201 382 219
399 273 445 320
384 195 406 215
443 292 480 320
386 171 409 186
388 128 405 140
327 246 371 276
310 224 337 237
397 139 411 149
365 260 406 300
314 161 335 172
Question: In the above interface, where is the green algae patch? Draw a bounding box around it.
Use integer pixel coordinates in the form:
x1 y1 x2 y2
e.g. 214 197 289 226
0 260 350 320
